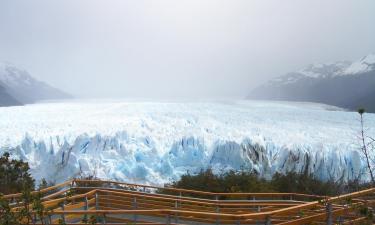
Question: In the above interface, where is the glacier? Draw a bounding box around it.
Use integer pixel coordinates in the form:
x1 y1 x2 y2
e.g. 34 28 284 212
0 100 374 185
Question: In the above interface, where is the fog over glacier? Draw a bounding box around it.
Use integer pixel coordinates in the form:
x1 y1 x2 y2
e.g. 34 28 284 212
1 0 375 186
1 0 375 99
0 100 374 184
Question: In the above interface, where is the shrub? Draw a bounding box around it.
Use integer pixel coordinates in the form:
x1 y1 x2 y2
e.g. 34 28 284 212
163 169 367 196
0 153 35 195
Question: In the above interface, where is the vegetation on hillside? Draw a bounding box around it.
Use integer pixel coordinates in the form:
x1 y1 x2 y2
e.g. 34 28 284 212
162 169 368 197
0 152 34 195
0 153 49 225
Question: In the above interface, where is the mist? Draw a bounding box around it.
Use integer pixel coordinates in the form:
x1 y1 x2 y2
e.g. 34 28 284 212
0 0 374 99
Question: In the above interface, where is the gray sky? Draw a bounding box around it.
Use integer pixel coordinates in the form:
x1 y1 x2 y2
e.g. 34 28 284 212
0 0 375 99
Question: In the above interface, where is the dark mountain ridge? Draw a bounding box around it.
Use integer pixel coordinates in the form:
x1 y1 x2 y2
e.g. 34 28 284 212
0 62 72 107
248 54 375 112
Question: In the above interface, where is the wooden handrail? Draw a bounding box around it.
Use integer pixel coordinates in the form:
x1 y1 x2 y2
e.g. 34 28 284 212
47 209 240 220
3 179 375 225
3 179 74 199
75 179 324 199
95 188 303 207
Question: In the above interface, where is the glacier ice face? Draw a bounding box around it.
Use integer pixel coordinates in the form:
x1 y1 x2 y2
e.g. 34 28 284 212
0 100 374 185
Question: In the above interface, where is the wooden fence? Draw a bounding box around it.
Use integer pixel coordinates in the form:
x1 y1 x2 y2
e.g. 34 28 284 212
1 179 374 225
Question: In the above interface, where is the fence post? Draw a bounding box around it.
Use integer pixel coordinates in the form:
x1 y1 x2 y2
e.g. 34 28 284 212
326 203 333 225
216 202 220 225
12 197 17 205
253 196 261 212
215 194 220 224
95 192 99 210
166 214 171 225
84 196 89 210
266 215 271 225
61 200 66 224
174 199 179 223
252 196 260 212
338 216 344 225
101 213 106 225
84 196 88 221
179 191 183 208
133 197 138 222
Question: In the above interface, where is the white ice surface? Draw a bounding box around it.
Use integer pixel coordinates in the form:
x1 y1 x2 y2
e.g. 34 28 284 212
0 100 374 185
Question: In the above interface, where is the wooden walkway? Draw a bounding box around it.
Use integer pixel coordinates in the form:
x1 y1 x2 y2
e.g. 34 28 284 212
2 179 375 224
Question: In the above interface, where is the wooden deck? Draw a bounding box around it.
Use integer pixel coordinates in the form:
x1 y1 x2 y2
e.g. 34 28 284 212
2 179 374 224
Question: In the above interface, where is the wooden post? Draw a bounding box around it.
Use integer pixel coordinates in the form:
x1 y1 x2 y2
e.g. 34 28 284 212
84 196 88 221
133 197 138 222
174 200 179 223
61 200 66 224
166 214 171 225
85 196 89 210
101 213 106 225
216 202 220 225
326 203 333 225
338 216 344 225
12 197 17 205
95 192 99 210
215 194 220 224
265 215 271 225
179 191 182 208
251 196 256 212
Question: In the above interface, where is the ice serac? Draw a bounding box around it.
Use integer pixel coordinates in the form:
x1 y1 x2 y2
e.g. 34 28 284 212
0 101 373 185
5 132 366 185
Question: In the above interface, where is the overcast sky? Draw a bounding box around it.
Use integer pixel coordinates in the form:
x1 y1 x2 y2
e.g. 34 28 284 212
0 0 374 99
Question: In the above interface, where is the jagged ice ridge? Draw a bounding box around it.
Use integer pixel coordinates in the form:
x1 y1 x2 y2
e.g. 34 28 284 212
0 100 374 185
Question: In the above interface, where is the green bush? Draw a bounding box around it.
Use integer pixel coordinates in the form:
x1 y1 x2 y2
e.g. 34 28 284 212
0 152 49 225
0 152 35 195
163 169 366 196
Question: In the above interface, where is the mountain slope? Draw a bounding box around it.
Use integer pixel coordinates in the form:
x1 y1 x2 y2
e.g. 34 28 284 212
0 84 22 106
248 54 375 112
0 62 71 106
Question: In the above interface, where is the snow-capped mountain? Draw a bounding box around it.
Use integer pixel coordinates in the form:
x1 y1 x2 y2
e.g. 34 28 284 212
248 54 375 112
0 100 373 185
0 62 71 106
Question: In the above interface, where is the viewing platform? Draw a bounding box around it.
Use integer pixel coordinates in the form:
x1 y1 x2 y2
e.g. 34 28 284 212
2 179 374 225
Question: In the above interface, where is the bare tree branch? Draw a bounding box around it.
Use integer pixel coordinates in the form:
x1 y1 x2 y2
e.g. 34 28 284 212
357 110 375 184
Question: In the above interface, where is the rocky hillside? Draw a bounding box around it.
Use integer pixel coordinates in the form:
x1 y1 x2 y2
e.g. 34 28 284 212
0 62 71 106
248 54 375 112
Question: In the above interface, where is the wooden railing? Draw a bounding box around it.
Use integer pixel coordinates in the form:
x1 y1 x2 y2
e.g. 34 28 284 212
1 179 374 225
73 179 324 201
